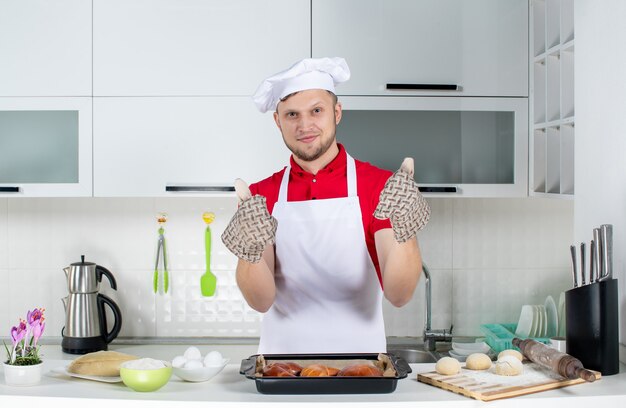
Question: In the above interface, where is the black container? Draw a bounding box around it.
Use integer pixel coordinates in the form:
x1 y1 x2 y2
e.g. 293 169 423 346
240 353 411 394
565 279 619 375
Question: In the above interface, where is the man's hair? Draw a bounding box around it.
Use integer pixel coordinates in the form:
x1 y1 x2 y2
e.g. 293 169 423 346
276 90 338 113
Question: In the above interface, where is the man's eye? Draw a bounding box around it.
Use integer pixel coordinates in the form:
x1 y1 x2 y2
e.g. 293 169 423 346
313 108 322 113
287 112 297 118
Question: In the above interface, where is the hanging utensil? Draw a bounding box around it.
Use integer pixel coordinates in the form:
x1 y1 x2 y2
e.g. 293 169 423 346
200 212 217 297
154 213 169 294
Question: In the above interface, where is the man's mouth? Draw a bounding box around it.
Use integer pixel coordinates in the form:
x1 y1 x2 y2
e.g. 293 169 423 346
298 135 318 144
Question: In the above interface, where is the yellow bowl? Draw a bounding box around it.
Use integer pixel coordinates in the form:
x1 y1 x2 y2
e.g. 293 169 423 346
120 361 172 392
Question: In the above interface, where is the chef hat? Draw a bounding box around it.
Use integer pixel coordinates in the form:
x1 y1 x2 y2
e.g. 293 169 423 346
252 57 351 113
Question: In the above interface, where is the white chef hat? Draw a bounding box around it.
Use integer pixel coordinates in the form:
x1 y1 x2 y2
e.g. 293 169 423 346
252 57 351 113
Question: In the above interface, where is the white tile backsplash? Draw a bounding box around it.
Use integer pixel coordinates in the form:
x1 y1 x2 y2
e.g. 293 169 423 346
0 197 574 339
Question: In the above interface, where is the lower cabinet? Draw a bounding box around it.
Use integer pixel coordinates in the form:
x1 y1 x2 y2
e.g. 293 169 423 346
93 97 290 197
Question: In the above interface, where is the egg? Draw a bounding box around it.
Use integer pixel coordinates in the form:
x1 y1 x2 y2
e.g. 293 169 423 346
171 355 187 368
183 359 204 369
203 351 223 367
183 346 202 361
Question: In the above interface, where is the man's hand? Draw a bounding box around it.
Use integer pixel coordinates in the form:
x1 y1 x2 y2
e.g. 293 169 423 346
374 158 430 243
221 179 278 263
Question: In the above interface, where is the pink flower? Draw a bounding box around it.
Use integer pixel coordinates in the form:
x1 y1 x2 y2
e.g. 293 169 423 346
10 320 27 347
27 308 44 325
32 321 45 345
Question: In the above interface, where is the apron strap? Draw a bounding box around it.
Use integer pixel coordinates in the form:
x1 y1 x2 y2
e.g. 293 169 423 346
277 153 358 203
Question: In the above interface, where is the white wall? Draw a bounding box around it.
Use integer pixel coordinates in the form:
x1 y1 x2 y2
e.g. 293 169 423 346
0 197 573 342
575 0 626 349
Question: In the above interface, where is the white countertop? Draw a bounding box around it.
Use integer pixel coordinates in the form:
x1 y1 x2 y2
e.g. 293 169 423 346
2 343 626 407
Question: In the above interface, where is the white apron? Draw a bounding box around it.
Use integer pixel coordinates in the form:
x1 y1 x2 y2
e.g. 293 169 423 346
258 154 386 354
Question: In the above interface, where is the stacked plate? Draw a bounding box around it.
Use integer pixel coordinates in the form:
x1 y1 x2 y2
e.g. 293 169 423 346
557 292 566 337
448 341 493 362
514 296 558 339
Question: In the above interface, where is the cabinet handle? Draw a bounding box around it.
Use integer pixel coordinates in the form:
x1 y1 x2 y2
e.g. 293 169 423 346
0 187 20 193
386 83 459 91
418 186 457 193
165 185 235 192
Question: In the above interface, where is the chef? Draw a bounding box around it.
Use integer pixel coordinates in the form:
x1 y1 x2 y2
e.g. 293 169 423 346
222 57 430 354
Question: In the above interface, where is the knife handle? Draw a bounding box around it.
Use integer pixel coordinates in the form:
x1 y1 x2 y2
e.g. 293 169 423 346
600 224 613 280
570 245 578 288
593 228 602 282
580 243 586 286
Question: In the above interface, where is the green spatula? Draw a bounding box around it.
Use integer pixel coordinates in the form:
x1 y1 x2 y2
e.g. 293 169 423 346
200 212 217 296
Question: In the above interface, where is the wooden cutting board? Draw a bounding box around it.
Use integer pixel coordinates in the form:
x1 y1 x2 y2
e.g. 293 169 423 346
417 362 601 401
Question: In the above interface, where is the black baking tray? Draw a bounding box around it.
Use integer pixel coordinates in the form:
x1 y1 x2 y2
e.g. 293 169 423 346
239 353 412 394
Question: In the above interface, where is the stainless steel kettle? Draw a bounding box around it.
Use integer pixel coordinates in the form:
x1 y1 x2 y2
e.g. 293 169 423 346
63 255 117 294
61 256 122 354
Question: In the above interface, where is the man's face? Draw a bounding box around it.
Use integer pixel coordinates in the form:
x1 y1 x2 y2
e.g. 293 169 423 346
273 89 342 162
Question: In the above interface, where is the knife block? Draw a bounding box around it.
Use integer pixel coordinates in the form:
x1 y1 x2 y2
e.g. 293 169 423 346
565 279 619 375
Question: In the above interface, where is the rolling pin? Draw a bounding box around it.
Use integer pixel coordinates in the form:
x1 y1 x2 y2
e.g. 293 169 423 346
512 338 596 382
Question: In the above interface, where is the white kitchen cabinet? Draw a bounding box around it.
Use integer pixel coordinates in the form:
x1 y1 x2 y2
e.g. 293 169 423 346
312 0 528 97
530 0 575 197
0 0 91 96
0 97 92 196
338 97 528 197
93 97 290 197
93 0 310 96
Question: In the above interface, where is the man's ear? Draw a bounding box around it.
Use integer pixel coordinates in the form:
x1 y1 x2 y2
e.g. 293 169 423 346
273 111 282 130
335 101 343 125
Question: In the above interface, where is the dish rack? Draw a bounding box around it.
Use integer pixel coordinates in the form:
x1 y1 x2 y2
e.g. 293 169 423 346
480 323 551 353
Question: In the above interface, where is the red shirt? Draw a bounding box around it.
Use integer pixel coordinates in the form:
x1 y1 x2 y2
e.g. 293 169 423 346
249 144 392 282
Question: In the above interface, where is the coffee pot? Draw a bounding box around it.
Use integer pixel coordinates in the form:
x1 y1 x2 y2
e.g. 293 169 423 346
61 256 122 354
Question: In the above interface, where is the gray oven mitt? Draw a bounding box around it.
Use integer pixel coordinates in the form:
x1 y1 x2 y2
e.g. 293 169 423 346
221 179 278 263
374 158 431 243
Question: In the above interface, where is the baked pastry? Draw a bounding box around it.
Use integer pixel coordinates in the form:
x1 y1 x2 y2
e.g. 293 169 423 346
300 364 340 377
337 364 383 377
262 362 303 377
67 351 138 377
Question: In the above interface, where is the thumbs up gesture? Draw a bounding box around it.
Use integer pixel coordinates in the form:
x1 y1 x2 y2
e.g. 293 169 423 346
374 158 430 243
221 178 278 263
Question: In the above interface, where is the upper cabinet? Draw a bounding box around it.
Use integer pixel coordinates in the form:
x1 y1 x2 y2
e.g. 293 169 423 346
93 97 289 197
0 97 93 197
93 0 310 96
312 0 528 97
0 0 91 97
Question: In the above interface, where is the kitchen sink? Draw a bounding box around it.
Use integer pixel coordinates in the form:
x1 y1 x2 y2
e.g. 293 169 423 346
387 348 440 363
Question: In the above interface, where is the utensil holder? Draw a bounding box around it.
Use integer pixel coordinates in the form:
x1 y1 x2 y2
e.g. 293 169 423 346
565 279 619 375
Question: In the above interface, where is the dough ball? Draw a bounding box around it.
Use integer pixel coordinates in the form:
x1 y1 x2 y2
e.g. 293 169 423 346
465 353 492 370
171 355 187 368
435 357 461 376
495 355 523 376
203 351 223 367
183 346 202 361
183 359 204 369
497 349 524 362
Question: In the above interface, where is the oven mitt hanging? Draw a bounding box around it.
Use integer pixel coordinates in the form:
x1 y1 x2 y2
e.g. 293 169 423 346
221 178 278 263
374 158 431 243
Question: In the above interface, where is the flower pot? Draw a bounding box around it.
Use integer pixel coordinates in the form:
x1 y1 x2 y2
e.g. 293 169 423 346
3 362 43 386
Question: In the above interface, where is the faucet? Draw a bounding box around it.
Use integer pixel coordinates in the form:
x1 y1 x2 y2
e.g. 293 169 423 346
422 263 453 351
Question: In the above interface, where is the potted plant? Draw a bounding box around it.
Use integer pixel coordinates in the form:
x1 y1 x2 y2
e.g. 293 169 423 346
3 308 46 386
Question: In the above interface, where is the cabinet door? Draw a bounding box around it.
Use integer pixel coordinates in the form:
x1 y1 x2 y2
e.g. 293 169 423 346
93 97 290 197
93 0 310 96
337 97 528 197
0 97 92 196
0 0 91 96
313 0 528 97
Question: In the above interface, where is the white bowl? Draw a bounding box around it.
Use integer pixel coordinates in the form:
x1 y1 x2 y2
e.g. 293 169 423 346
451 341 491 355
173 358 229 382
